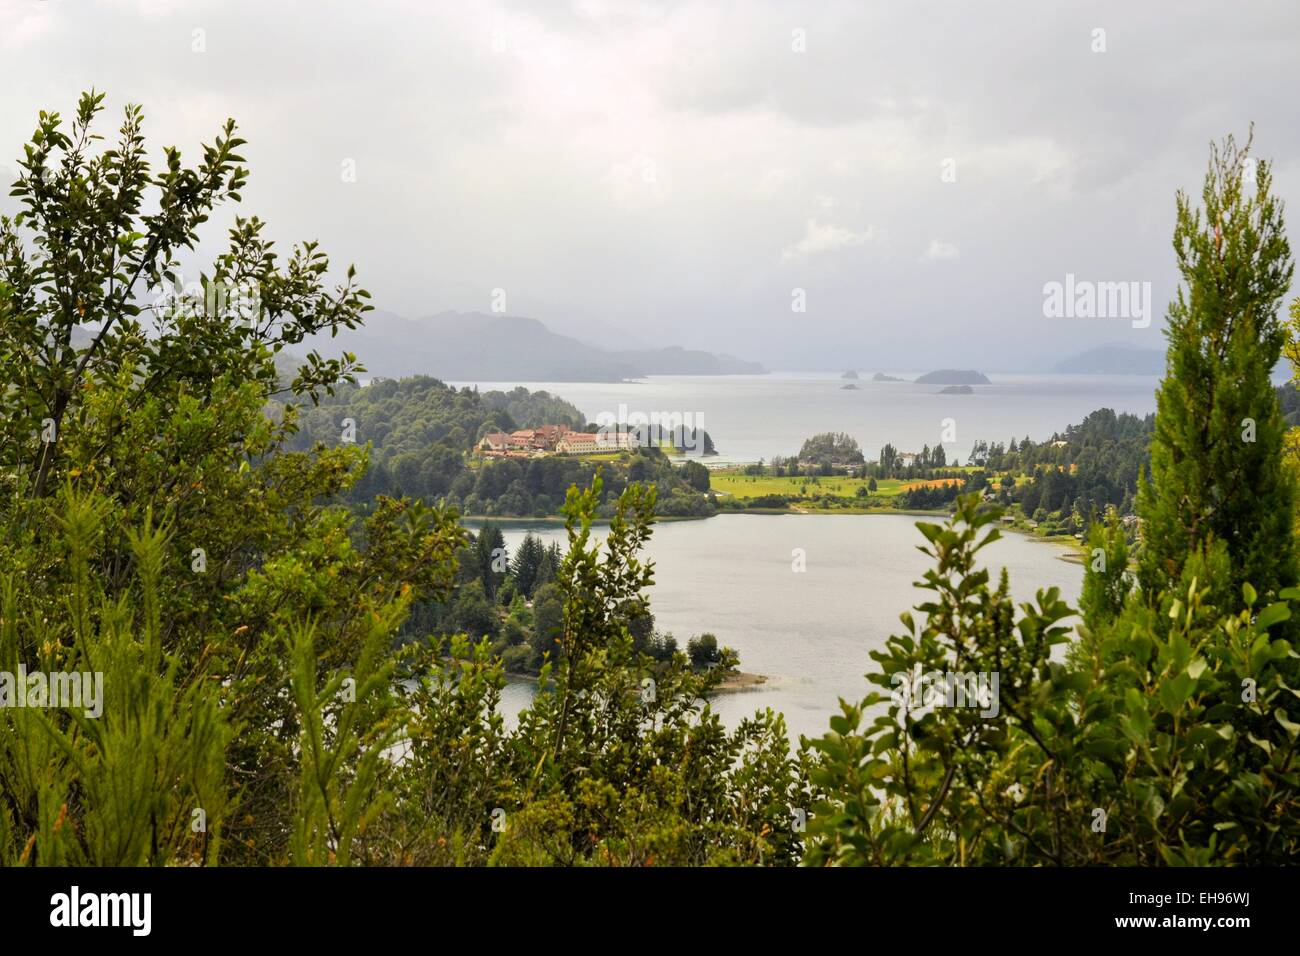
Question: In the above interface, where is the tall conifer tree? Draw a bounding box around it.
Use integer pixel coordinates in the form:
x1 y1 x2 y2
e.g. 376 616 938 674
1138 131 1296 604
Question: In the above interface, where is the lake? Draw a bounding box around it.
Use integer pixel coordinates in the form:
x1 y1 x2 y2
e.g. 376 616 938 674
448 371 1159 465
488 512 1084 744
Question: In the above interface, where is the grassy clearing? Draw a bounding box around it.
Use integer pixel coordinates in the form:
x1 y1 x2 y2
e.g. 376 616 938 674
568 452 624 462
710 472 908 499
898 477 964 492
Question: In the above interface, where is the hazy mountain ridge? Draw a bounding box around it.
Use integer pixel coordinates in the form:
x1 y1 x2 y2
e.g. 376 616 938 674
1053 345 1165 375
610 345 765 375
305 310 765 382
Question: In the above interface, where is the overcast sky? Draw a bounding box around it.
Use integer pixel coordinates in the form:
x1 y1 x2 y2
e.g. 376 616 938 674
3 0 1299 370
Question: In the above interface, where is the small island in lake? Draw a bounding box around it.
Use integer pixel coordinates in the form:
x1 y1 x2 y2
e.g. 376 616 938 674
939 384 974 395
840 383 859 390
872 372 904 382
841 369 859 379
914 369 991 385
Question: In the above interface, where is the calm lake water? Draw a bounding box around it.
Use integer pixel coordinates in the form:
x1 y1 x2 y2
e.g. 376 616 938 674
449 371 1159 465
488 513 1083 744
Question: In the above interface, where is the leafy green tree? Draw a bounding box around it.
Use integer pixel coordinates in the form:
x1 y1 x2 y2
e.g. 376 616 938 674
1138 131 1297 608
798 432 864 466
0 92 369 504
1079 513 1130 631
679 459 711 492
390 634 512 864
450 581 499 640
528 583 565 667
628 609 655 655
687 633 721 667
500 615 527 647
647 631 679 662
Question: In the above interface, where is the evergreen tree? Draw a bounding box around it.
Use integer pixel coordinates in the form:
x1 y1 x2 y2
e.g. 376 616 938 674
472 522 507 598
511 532 545 598
533 541 563 590
1137 131 1297 606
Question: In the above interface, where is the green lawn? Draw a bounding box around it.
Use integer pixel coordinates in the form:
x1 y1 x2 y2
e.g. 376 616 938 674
569 452 624 462
710 472 907 499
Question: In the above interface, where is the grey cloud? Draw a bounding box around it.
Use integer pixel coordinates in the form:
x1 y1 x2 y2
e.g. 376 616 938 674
1 0 1297 371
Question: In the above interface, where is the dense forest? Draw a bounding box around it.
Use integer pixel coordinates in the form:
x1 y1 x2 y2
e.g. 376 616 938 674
1 95 1297 868
403 522 734 678
977 408 1155 528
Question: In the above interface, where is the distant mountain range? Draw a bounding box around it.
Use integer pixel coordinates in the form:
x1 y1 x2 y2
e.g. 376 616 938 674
613 345 766 376
1053 345 1165 375
304 311 765 381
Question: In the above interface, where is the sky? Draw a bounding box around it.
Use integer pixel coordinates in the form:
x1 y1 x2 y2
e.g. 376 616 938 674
3 0 1299 371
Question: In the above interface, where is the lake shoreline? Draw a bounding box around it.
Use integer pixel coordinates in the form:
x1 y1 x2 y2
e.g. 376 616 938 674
465 506 1085 531
462 506 950 524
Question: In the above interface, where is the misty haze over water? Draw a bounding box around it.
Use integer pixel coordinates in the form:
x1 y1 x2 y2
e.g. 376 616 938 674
449 372 1159 464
